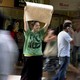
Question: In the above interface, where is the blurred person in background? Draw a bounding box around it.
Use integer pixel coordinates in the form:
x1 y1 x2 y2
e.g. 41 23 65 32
0 12 18 80
53 20 74 80
16 29 24 66
43 28 58 80
7 20 19 43
71 26 80 67
11 20 19 39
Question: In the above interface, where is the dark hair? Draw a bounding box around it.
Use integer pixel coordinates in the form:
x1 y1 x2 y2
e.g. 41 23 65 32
7 25 13 31
53 28 59 36
48 27 58 36
31 21 39 26
0 12 6 30
18 29 23 33
63 22 72 29
55 24 63 35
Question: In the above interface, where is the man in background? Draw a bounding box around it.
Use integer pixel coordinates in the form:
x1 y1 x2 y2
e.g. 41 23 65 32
53 20 74 80
0 12 18 80
72 26 80 67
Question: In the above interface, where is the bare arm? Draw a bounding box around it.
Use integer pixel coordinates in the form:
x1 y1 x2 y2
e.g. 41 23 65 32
44 30 57 42
70 39 74 45
42 23 49 32
68 27 74 45
44 35 56 42
24 6 29 31
68 27 74 35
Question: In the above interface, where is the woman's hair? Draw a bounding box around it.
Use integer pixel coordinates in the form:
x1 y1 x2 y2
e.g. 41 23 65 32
31 21 39 26
18 29 23 33
7 25 13 31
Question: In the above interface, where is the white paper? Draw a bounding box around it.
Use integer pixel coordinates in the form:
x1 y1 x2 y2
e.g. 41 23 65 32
24 2 54 24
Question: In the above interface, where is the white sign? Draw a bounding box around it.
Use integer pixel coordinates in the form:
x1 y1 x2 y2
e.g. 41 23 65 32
24 2 53 24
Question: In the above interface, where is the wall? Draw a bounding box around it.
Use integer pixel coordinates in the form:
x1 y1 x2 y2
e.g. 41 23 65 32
0 0 44 19
50 0 80 11
0 0 14 7
0 0 24 19
0 7 23 19
44 0 50 4
48 0 80 28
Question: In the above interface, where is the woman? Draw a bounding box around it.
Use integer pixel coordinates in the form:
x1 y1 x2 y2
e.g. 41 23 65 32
43 29 57 71
43 28 58 79
20 7 49 80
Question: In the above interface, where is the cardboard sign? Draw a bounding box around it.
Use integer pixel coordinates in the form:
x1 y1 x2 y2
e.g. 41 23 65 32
24 2 54 24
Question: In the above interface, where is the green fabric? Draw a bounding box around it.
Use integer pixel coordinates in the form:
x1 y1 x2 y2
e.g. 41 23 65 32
23 28 45 56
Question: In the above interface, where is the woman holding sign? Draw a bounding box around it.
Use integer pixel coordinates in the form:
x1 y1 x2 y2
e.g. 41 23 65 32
20 6 50 80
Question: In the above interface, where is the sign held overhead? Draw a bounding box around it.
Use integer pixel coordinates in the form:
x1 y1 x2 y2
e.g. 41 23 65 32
24 2 54 24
